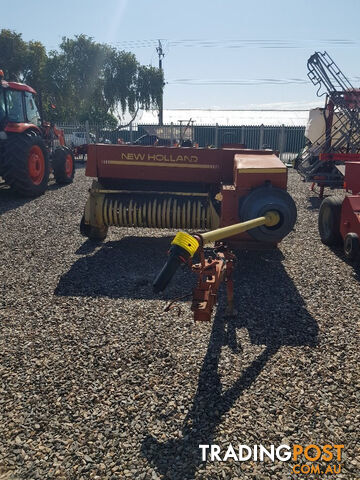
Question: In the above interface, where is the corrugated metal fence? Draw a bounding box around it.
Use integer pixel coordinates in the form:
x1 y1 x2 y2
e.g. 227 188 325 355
57 122 306 158
192 124 306 154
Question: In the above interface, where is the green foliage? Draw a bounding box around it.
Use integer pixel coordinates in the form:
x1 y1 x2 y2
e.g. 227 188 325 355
103 48 138 114
0 29 27 80
22 41 47 91
0 31 164 126
137 65 164 110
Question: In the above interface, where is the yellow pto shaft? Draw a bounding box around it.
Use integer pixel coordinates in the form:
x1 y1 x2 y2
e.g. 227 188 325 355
200 210 280 245
154 210 281 293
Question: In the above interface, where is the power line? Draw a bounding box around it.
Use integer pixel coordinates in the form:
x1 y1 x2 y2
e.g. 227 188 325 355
114 38 358 50
168 77 359 86
168 78 309 86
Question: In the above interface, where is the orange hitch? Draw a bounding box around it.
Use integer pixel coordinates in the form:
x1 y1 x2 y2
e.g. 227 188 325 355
191 245 235 322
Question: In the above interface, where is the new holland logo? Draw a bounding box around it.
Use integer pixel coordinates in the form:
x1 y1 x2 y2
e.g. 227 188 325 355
102 154 219 169
119 152 199 163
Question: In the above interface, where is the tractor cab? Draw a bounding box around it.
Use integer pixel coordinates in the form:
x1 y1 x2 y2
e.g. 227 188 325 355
0 71 41 131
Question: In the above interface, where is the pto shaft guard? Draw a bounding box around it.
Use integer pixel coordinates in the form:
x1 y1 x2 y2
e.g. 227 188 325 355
153 232 199 293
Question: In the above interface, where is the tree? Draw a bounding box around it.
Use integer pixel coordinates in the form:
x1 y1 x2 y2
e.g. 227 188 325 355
137 65 164 110
103 48 139 116
50 35 164 124
103 53 164 120
0 29 27 80
0 31 164 126
22 41 47 92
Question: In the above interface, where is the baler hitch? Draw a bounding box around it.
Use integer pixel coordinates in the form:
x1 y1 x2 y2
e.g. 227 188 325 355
154 211 280 322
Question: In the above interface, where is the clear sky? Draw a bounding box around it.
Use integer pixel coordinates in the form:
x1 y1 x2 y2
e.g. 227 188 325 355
2 0 360 110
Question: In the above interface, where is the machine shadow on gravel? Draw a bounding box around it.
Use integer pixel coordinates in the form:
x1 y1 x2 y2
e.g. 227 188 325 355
141 249 319 480
328 245 360 281
0 176 78 216
55 238 319 479
0 186 34 215
307 194 344 211
74 159 87 169
55 236 198 300
307 196 325 210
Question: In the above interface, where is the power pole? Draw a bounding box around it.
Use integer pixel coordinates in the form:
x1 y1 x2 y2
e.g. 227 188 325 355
156 40 165 126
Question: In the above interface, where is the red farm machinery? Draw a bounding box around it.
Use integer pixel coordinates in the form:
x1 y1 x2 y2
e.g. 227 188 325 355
294 52 360 261
295 51 360 196
318 163 360 261
0 70 75 196
80 143 297 320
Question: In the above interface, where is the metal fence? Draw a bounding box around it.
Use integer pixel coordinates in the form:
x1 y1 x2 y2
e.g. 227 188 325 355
192 124 306 155
57 121 306 158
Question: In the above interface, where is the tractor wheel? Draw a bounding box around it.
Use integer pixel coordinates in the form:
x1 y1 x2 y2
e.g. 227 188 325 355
318 197 343 246
2 132 49 197
80 215 108 241
53 146 75 184
344 233 359 261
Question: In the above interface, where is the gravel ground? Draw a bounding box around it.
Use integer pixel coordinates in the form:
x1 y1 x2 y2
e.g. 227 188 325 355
0 167 359 480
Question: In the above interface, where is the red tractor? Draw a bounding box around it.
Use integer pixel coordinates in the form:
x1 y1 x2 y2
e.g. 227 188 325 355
0 69 74 196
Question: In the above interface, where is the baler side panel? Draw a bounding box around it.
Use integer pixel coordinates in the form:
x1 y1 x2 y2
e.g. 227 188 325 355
85 145 282 185
85 144 98 178
92 145 225 184
233 153 287 191
220 186 238 227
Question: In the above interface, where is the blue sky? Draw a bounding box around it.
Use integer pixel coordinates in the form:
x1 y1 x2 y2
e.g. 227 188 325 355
2 0 360 110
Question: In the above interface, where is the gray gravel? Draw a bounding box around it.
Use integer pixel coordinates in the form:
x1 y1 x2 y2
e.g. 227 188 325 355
0 167 359 480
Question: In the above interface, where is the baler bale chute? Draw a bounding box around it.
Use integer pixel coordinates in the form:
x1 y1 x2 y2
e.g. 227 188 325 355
80 144 297 246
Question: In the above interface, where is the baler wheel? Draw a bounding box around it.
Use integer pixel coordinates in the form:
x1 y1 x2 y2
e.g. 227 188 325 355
80 215 108 241
318 197 343 246
53 147 75 184
239 185 297 243
2 132 49 197
344 233 359 261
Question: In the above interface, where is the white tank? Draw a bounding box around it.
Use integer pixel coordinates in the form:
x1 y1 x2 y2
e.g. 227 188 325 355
305 107 357 148
305 108 326 145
